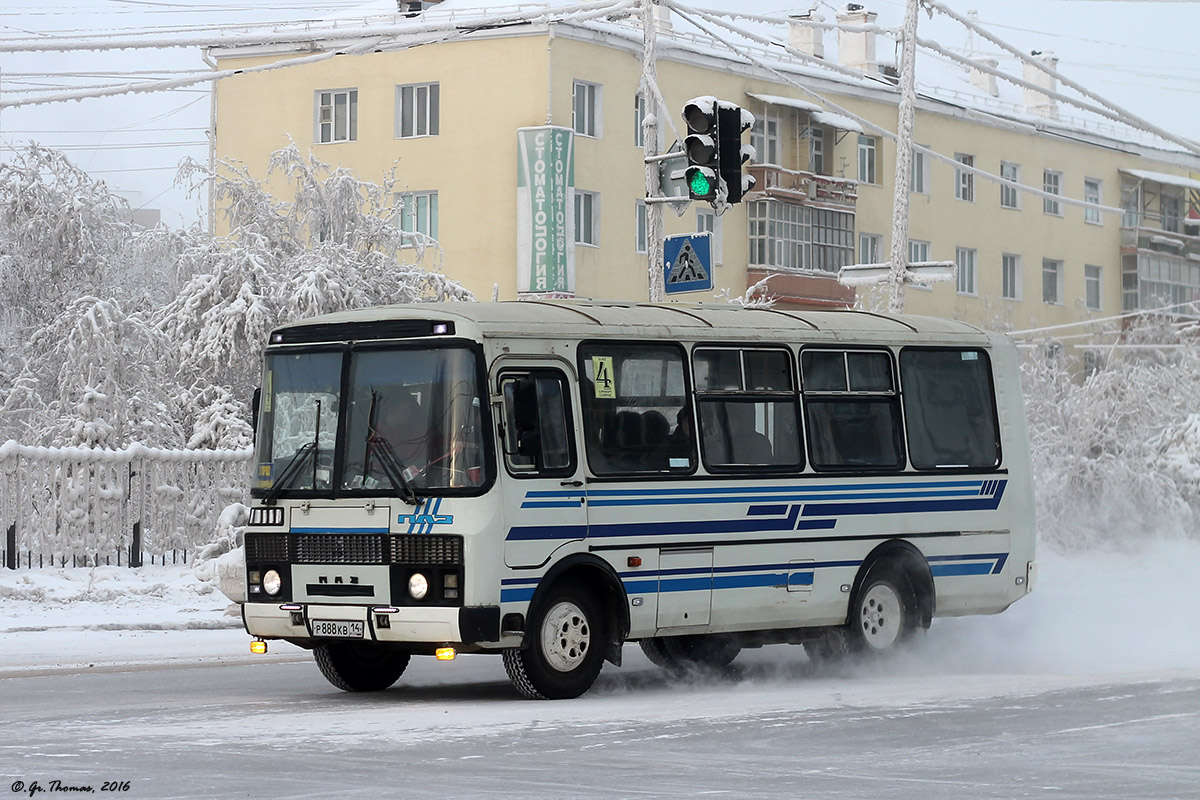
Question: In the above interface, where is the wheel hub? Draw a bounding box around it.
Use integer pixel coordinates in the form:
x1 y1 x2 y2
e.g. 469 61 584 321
540 600 591 672
859 582 902 650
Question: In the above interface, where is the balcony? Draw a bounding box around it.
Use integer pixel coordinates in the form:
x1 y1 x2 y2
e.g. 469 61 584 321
746 165 857 210
1120 224 1200 262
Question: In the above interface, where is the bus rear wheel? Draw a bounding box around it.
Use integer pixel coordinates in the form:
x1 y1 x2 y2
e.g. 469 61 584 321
504 584 607 700
641 635 741 673
806 563 920 665
313 642 411 692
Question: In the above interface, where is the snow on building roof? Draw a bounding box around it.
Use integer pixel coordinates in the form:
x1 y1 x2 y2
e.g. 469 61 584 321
1120 169 1200 192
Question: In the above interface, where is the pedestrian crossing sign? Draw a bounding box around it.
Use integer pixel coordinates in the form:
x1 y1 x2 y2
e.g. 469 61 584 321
663 233 713 294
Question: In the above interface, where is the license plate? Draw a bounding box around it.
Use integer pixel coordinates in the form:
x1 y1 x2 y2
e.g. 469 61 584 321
311 619 364 639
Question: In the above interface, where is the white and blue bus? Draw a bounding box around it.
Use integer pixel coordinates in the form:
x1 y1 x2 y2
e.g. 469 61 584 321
242 301 1036 699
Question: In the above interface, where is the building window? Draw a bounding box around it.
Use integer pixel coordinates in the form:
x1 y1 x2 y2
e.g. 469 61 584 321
634 92 647 148
752 115 779 165
573 80 602 138
954 153 975 202
635 200 647 254
1002 253 1021 300
956 247 977 295
697 208 723 265
317 88 357 143
1044 170 1062 216
396 82 439 138
910 148 929 194
1163 194 1182 233
1083 178 1101 225
397 191 438 241
1133 253 1200 311
808 127 825 174
1085 264 1102 310
749 200 809 271
857 135 878 184
1043 258 1063 304
909 239 929 264
859 233 881 265
811 208 855 274
1122 183 1141 228
575 191 598 246
1000 161 1020 209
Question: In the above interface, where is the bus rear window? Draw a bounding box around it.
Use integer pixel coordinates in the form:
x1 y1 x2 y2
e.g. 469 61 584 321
900 348 999 469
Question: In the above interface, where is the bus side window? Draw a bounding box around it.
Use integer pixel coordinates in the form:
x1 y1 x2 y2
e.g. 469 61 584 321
900 348 1000 469
694 347 802 472
500 372 574 477
801 348 904 471
578 343 695 475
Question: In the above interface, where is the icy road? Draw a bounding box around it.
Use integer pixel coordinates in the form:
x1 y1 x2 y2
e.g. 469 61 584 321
3 630 1199 800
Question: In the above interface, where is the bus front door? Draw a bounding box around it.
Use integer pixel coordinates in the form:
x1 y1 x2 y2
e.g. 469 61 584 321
496 366 588 570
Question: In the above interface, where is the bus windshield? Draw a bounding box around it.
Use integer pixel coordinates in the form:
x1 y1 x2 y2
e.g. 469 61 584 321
254 345 487 497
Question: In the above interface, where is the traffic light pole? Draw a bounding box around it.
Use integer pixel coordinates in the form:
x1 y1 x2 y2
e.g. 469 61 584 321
641 0 666 303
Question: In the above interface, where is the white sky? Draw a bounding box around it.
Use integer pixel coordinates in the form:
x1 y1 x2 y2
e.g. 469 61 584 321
1 0 1197 228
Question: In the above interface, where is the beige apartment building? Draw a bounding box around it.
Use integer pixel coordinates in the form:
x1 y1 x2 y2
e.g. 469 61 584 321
207 3 1200 340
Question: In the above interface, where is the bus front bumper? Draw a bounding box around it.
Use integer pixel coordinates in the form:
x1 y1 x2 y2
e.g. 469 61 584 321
242 602 500 646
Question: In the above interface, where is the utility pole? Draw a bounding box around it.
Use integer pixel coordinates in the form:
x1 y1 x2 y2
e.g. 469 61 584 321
885 0 920 314
641 0 665 303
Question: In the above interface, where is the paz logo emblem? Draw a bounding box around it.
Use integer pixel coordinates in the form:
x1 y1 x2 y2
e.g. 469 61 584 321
667 239 709 284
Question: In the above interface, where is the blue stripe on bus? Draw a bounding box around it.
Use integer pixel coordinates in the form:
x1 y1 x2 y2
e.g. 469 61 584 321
501 552 1006 603
533 481 988 497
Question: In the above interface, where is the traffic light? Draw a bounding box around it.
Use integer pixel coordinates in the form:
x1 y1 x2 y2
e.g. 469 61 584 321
717 103 756 204
682 96 719 202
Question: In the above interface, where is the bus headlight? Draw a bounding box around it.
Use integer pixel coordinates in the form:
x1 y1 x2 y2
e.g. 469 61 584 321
262 569 283 596
408 573 429 600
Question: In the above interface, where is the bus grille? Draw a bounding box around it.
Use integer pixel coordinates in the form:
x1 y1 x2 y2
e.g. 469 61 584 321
245 532 462 566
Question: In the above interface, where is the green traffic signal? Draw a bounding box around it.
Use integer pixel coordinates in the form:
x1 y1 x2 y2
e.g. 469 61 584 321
689 170 714 197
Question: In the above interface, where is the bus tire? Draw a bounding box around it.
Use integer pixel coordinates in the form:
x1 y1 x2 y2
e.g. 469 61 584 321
313 642 411 692
804 627 853 666
848 562 919 654
660 635 741 671
503 584 606 700
638 638 673 668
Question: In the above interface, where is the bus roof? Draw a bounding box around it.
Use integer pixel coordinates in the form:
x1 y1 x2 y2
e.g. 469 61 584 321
273 300 996 344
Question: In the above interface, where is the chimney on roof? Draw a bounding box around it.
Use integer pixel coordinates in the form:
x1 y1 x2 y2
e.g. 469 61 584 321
653 4 673 33
836 4 877 75
1023 50 1060 120
970 57 999 97
788 11 825 60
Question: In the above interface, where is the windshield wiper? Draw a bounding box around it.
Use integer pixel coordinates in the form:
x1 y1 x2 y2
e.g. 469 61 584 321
363 390 422 506
365 433 422 506
263 442 315 506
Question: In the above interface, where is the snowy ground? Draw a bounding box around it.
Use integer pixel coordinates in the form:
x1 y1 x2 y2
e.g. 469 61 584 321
3 541 1200 799
3 538 1199 678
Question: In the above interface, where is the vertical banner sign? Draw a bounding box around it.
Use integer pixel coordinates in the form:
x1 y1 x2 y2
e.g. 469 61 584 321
517 126 575 294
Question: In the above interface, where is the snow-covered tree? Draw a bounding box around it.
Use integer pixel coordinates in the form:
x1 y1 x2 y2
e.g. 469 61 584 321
1022 317 1200 551
1 144 471 449
160 146 473 408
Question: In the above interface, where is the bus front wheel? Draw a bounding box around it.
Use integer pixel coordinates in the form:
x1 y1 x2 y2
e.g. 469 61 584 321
504 584 607 700
313 642 411 692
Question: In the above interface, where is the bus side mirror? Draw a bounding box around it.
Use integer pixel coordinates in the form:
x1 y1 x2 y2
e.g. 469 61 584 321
251 387 261 442
513 379 542 463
